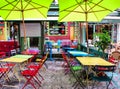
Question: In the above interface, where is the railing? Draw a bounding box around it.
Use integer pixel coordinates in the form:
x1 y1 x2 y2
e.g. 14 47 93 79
79 44 108 60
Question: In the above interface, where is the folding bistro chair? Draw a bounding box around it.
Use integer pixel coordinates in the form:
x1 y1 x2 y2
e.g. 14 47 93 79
0 52 16 81
27 52 49 69
3 62 16 80
21 52 49 89
62 51 82 72
27 52 49 80
109 51 120 64
21 69 41 89
61 51 71 75
0 63 12 86
91 65 116 89
61 51 84 89
109 51 120 72
2 54 37 82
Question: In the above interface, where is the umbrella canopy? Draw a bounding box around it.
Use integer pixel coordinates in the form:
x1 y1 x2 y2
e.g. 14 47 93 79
58 0 120 22
58 0 120 52
0 0 53 20
0 0 53 49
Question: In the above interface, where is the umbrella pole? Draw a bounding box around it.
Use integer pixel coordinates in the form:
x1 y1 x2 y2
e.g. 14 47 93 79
22 11 27 50
85 14 89 53
86 21 89 53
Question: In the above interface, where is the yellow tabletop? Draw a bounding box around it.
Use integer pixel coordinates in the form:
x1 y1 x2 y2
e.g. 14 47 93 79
0 57 28 63
76 57 115 66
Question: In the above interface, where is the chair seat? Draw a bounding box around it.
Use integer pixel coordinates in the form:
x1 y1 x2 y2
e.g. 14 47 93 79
0 68 9 72
21 52 48 89
21 70 36 76
4 63 15 67
92 75 111 81
28 65 40 69
36 58 41 62
97 67 109 71
72 66 82 71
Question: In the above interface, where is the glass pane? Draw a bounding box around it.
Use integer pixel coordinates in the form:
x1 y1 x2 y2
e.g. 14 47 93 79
30 37 39 47
46 21 66 36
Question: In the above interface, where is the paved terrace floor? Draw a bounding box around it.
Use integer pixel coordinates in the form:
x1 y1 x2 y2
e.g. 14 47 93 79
0 48 120 89
0 60 119 89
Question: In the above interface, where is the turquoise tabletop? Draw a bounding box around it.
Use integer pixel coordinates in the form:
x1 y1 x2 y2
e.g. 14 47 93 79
68 50 94 57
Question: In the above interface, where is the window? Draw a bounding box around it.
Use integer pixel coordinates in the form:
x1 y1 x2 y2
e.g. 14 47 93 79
45 21 66 36
30 37 39 47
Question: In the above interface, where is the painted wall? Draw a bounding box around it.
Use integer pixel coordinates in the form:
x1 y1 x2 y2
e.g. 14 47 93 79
45 22 74 42
0 22 7 40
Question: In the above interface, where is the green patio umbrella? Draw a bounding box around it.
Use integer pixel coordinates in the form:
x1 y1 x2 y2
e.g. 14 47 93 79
0 0 53 49
58 0 120 53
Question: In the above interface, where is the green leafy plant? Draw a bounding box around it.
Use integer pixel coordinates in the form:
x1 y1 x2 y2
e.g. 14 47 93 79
93 28 111 58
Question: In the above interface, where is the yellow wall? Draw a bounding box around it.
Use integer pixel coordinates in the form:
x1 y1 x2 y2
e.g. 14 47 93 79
0 22 7 40
70 27 74 40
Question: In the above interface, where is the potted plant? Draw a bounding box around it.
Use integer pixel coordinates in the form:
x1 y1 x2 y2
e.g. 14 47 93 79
93 28 111 59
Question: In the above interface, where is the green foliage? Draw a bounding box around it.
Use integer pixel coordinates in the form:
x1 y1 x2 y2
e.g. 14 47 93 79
94 28 111 54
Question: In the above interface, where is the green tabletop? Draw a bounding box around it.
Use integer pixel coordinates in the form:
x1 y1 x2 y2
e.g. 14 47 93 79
11 54 33 59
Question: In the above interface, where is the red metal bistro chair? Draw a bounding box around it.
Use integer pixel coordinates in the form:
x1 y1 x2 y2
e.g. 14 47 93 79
3 62 16 80
21 69 41 89
61 51 70 75
21 52 49 89
27 52 49 81
0 67 9 80
28 52 48 68
0 64 11 85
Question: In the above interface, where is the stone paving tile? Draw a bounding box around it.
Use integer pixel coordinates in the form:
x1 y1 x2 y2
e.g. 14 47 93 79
0 60 117 89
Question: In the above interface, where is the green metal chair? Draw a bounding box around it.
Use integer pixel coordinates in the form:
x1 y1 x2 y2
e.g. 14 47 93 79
61 51 85 89
91 65 116 89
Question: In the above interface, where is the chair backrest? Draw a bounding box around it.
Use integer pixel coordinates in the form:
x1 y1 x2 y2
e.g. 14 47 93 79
41 52 49 63
29 52 49 74
38 52 49 68
111 51 120 60
108 55 116 64
28 54 38 64
61 51 68 63
93 65 116 72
